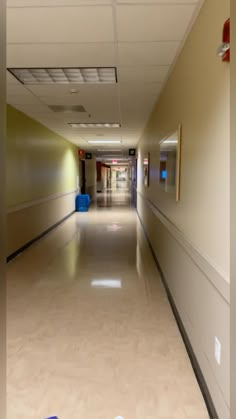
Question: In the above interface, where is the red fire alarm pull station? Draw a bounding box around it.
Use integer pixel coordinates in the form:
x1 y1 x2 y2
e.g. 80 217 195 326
78 149 85 157
218 18 230 62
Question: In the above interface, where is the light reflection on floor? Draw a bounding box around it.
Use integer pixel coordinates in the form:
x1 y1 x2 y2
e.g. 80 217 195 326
7 187 209 419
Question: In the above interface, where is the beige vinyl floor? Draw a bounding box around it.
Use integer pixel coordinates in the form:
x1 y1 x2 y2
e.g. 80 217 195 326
7 187 209 419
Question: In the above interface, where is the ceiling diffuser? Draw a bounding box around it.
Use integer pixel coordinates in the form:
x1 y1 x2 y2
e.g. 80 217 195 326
7 67 118 85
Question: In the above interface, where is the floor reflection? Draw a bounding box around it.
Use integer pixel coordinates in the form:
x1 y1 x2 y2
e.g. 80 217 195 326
7 186 209 419
96 180 132 208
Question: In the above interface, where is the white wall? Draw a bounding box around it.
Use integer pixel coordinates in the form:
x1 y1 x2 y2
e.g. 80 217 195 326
137 1 230 418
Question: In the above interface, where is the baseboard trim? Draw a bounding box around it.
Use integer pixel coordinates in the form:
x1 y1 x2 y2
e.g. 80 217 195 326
7 210 75 263
136 209 219 419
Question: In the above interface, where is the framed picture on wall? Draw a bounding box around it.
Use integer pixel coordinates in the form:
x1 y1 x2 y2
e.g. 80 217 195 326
143 152 150 187
159 124 182 201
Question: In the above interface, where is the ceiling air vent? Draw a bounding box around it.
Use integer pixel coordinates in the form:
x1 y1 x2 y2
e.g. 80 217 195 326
7 67 117 85
49 105 86 113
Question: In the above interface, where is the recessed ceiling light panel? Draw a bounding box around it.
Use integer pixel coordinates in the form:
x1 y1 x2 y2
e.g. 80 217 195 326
91 279 122 289
7 67 117 85
88 140 122 144
49 105 86 113
69 123 121 128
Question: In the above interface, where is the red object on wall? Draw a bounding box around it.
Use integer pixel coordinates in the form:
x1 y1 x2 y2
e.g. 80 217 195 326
78 149 85 157
219 18 230 62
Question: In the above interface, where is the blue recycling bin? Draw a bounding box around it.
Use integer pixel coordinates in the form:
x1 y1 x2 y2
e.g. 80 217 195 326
76 194 91 212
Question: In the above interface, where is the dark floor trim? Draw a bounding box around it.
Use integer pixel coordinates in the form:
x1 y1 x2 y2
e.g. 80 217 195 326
7 210 75 263
136 210 219 419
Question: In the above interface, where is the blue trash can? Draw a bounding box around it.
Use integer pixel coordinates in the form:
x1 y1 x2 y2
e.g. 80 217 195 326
76 194 91 212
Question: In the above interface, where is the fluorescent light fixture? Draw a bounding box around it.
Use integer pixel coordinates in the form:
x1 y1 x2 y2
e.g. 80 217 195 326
69 123 121 128
8 67 117 85
97 149 122 152
102 156 125 159
88 140 122 144
162 140 178 144
91 279 122 289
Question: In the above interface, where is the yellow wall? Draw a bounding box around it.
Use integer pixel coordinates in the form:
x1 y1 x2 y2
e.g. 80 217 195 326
6 105 79 255
7 106 79 207
137 1 230 418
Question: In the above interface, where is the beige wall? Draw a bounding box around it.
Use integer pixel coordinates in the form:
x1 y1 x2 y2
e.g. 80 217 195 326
0 0 6 416
7 106 79 256
137 1 230 418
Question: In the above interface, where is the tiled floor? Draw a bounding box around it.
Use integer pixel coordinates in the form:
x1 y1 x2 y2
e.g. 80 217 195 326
7 187 209 419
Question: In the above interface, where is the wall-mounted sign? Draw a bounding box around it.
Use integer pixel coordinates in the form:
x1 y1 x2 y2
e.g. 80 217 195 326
129 148 136 156
85 152 92 160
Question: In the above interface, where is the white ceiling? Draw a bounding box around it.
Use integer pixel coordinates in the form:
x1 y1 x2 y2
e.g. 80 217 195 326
6 0 203 152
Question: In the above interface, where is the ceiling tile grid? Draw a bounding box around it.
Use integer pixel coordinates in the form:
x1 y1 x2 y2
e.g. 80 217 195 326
6 0 203 150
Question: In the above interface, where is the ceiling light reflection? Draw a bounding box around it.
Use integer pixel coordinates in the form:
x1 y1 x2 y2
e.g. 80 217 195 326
163 139 178 144
91 279 122 288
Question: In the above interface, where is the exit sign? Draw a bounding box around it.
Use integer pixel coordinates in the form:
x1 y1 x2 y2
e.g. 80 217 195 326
129 148 136 156
85 152 92 160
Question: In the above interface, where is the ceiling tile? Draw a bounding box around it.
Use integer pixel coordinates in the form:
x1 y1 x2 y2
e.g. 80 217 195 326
37 86 120 121
6 0 200 149
119 82 162 98
7 43 116 68
118 66 169 83
50 108 120 122
7 6 114 44
116 4 196 42
8 104 53 114
7 83 30 95
118 42 180 66
75 131 123 139
7 95 43 105
7 71 19 84
25 84 118 98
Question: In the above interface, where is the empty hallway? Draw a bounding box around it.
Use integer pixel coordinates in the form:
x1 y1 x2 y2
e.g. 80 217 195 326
3 0 230 418
7 189 209 419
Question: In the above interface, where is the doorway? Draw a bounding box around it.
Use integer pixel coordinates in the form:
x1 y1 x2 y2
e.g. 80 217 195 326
131 158 137 207
81 160 86 194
